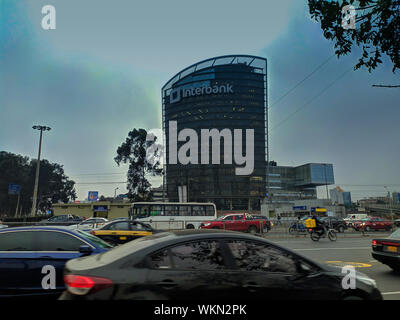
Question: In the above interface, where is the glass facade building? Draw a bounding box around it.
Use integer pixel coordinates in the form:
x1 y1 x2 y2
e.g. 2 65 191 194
162 55 267 210
267 163 334 203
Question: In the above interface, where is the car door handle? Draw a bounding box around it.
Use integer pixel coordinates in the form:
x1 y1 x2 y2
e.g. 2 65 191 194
157 279 178 289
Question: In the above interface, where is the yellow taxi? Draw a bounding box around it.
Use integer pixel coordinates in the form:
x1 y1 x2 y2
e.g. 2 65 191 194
90 220 153 245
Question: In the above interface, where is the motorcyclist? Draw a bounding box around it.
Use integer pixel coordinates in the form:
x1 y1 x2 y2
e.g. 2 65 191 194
312 215 326 237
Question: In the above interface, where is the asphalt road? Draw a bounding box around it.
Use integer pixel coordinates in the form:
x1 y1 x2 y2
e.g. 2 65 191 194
269 235 400 300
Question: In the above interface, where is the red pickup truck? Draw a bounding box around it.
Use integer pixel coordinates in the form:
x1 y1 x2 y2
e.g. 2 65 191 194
200 213 267 233
353 216 394 232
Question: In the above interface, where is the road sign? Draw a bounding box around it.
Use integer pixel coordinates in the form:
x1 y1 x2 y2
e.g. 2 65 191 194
8 184 21 195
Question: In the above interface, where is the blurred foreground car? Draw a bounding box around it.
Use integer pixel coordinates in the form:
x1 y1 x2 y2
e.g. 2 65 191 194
0 226 112 299
60 230 382 300
90 220 154 245
372 229 400 272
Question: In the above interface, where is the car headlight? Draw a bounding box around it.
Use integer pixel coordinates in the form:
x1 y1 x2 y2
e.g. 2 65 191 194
203 223 211 227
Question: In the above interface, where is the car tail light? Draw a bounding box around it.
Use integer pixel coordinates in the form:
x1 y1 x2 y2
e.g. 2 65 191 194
90 230 95 235
64 275 113 296
372 240 377 246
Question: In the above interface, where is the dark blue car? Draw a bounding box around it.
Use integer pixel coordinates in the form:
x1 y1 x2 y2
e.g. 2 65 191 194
0 226 112 299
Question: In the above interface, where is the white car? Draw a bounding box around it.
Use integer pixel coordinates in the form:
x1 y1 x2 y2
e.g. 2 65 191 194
68 218 108 231
0 224 8 229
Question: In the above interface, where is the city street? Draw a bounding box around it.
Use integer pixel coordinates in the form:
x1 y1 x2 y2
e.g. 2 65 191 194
269 236 400 300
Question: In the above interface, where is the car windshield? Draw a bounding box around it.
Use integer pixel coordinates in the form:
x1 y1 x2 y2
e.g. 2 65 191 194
75 230 114 249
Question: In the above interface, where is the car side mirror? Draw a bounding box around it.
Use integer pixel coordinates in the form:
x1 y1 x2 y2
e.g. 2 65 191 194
79 245 93 256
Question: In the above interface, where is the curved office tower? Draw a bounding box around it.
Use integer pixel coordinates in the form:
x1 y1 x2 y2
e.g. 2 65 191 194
162 55 267 211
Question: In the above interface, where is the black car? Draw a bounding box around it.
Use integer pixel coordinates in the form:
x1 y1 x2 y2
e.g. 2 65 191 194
37 214 84 226
250 215 272 231
320 217 347 233
372 229 400 272
60 230 382 300
0 226 112 299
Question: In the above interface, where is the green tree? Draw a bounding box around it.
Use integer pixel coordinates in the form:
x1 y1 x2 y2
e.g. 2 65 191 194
308 0 400 72
0 151 76 217
114 128 163 201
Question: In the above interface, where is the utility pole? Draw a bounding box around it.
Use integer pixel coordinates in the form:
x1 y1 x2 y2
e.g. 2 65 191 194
31 125 51 216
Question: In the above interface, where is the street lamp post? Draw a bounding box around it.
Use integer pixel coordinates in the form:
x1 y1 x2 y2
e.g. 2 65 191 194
384 186 394 221
31 125 51 216
324 164 329 200
114 187 119 198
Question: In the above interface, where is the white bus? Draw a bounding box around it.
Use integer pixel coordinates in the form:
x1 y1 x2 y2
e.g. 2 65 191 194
129 202 217 230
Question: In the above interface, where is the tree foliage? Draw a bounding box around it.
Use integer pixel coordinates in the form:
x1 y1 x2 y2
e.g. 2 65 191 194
0 151 77 217
308 0 400 72
114 128 163 201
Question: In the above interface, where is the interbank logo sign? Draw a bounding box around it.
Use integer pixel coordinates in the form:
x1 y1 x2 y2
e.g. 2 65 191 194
170 83 234 104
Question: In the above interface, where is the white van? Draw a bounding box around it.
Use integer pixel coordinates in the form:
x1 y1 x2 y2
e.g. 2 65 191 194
344 214 369 227
344 214 368 221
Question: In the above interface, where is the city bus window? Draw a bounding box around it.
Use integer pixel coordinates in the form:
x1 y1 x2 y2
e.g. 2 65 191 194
165 205 179 216
179 205 191 216
192 205 206 216
150 205 163 216
205 205 215 216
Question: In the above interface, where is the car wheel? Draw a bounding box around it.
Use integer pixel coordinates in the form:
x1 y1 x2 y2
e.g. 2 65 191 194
289 227 295 234
365 226 371 232
385 226 392 232
338 226 344 233
248 225 257 234
186 224 195 229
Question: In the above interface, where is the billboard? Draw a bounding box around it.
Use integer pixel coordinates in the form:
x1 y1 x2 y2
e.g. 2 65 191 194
88 191 99 202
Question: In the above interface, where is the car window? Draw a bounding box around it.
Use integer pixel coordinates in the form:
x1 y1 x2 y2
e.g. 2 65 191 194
150 249 172 269
37 231 86 251
170 240 225 270
223 216 233 220
226 240 298 274
109 222 130 230
0 231 37 251
131 222 151 231
235 215 243 220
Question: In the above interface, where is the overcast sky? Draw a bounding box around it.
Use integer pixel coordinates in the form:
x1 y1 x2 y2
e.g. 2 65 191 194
1 0 399 201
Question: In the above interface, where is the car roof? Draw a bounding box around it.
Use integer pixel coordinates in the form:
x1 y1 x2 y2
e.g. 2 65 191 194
92 229 325 272
0 225 80 233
